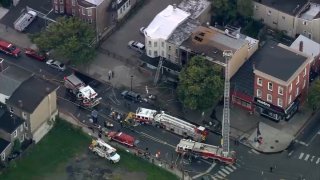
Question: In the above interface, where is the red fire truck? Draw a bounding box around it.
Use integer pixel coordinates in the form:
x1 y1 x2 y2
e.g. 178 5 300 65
107 131 135 147
124 107 208 142
175 139 236 165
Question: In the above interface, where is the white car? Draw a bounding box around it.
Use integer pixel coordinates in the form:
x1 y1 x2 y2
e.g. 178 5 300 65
46 59 66 71
139 27 146 35
128 41 145 53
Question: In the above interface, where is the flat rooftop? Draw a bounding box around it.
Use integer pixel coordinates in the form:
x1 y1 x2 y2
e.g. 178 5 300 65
178 0 211 19
253 40 308 82
290 34 320 58
145 5 190 40
255 0 308 15
299 2 320 20
167 18 200 46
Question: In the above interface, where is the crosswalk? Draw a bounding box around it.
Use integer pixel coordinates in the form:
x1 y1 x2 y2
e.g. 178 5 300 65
297 152 320 165
211 164 239 179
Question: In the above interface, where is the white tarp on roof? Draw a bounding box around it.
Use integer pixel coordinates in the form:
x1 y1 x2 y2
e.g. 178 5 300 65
85 0 104 6
145 5 190 40
290 35 320 58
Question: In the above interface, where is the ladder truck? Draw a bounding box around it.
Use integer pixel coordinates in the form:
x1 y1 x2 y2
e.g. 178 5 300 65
13 10 37 32
64 74 102 108
174 50 236 164
124 107 209 142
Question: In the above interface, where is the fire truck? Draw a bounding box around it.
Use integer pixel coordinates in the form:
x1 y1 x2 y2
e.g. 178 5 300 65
124 107 208 142
89 139 120 163
107 131 135 147
175 139 236 165
64 74 101 108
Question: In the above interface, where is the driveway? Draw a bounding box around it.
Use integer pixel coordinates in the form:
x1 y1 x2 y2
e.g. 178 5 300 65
100 0 182 61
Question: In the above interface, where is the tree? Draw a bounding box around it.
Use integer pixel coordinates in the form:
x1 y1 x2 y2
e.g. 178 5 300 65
12 139 21 154
177 56 224 111
237 0 253 19
31 17 96 65
308 79 320 110
211 0 237 24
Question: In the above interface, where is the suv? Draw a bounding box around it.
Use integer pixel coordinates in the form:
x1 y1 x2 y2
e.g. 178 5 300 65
0 40 21 57
128 41 145 53
121 90 141 102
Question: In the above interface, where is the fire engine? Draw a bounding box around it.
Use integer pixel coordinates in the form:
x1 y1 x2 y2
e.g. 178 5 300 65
0 40 21 57
107 131 135 147
124 107 208 142
64 74 101 108
89 139 120 163
175 139 236 165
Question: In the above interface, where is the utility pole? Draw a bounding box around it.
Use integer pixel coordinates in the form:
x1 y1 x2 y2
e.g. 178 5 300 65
221 50 233 157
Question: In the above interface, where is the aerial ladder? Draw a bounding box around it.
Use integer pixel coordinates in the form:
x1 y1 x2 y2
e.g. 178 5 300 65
221 50 233 158
153 57 163 85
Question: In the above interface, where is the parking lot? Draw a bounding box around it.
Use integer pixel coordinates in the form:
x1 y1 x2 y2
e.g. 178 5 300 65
100 0 182 61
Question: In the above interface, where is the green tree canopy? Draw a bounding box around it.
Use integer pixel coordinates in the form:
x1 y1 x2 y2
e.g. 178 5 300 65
211 0 237 24
308 79 320 110
177 56 224 111
237 0 253 18
31 17 95 65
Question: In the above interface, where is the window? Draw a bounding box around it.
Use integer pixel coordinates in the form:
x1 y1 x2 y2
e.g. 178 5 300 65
303 79 306 89
20 134 24 142
148 41 151 46
154 42 157 47
267 94 272 102
278 86 283 95
59 0 63 3
24 122 28 129
303 68 307 77
20 125 23 132
288 95 292 104
13 130 17 138
87 9 92 16
268 82 273 91
257 78 262 86
154 51 158 56
168 54 171 59
161 42 164 47
60 6 64 13
9 107 13 113
256 89 262 98
289 83 292 92
277 98 283 107
296 75 300 85
161 51 164 57
72 0 75 6
267 10 271 15
254 5 258 10
308 33 312 39
22 112 27 120
168 46 171 51
296 87 299 97
1 153 5 161
82 7 85 15
128 0 131 5
148 50 151 56
303 21 307 25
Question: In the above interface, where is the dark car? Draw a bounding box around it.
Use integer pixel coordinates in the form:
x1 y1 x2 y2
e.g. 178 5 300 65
24 48 46 61
121 90 141 102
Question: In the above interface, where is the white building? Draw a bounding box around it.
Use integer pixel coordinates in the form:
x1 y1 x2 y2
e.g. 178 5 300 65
144 5 190 58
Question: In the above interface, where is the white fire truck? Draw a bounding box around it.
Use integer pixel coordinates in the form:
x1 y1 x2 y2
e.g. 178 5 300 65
13 10 37 32
64 74 101 108
89 139 120 163
175 139 236 165
124 107 208 142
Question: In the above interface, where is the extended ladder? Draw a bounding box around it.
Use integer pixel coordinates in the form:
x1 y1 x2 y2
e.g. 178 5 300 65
153 57 163 85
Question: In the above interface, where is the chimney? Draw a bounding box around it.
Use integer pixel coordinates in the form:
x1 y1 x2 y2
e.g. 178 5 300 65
299 41 304 52
18 100 23 108
0 58 3 72
173 4 176 10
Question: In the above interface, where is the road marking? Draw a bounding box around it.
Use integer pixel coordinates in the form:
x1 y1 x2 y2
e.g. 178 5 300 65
221 168 230 174
299 152 304 159
218 171 227 177
304 154 310 161
214 174 223 179
230 164 237 170
251 149 261 154
316 158 320 164
311 156 315 162
211 176 217 180
225 166 234 172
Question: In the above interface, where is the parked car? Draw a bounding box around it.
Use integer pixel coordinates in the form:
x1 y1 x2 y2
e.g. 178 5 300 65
128 41 145 53
24 48 46 61
139 27 146 35
0 40 21 57
46 59 66 71
121 90 141 102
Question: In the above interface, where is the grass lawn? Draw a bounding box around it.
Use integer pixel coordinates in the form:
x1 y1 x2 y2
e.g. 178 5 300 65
0 119 178 180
